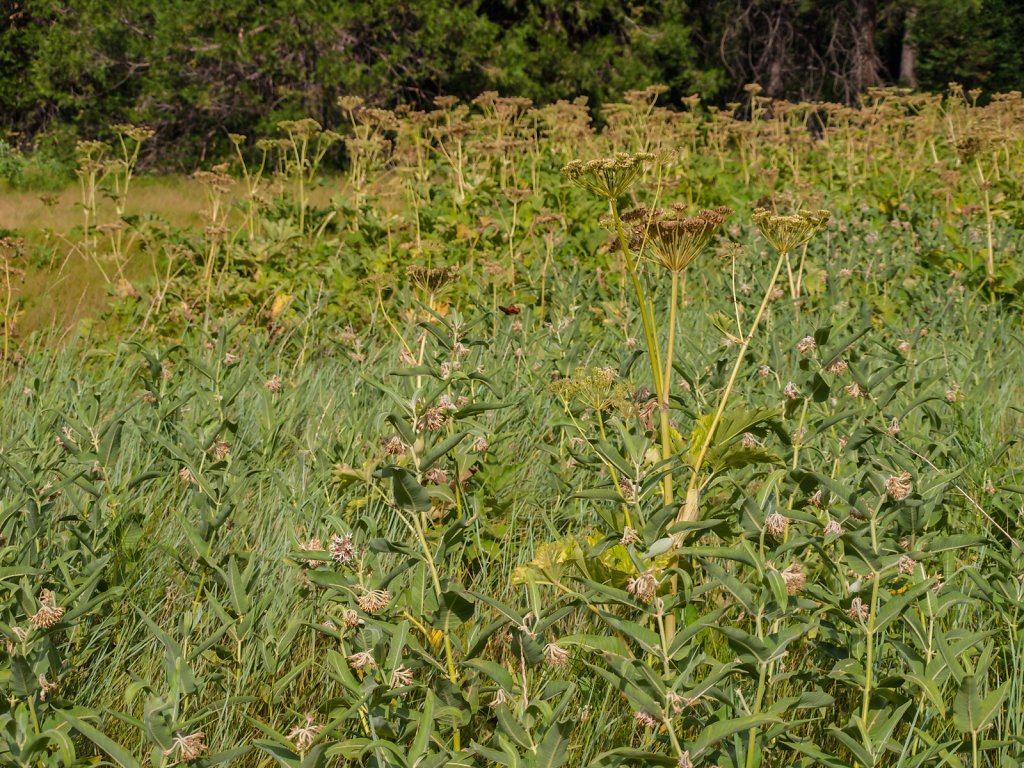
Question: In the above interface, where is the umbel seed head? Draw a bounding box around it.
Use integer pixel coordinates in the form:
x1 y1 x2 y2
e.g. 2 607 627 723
632 205 734 273
561 152 655 200
752 208 831 254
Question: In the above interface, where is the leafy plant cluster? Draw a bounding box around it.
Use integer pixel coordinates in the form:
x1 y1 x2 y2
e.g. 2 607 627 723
2 85 1024 768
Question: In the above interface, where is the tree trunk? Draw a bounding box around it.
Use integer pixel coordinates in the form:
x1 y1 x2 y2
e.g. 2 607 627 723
899 6 918 87
854 0 880 92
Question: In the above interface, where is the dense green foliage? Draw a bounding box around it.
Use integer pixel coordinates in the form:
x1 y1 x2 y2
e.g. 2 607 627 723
3 0 1024 167
2 88 1024 766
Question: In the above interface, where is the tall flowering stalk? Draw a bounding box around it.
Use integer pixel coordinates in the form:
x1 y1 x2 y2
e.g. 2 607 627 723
561 153 668 496
679 207 831 522
562 154 732 506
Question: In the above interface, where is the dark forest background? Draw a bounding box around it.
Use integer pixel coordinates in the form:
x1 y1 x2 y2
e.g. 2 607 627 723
2 0 1023 165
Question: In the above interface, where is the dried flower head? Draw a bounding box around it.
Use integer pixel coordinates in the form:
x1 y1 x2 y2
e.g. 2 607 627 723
758 364 773 379
391 663 415 688
162 731 207 763
265 375 283 392
560 152 655 199
677 752 693 768
473 436 489 452
38 673 58 701
329 533 355 566
348 650 378 671
826 359 848 374
423 467 448 485
635 205 734 273
407 265 460 293
945 383 964 403
898 555 917 575
741 432 758 448
30 590 65 630
823 518 845 536
489 688 512 708
752 208 831 253
358 588 391 614
845 382 864 398
886 471 913 501
627 569 661 603
620 526 641 546
886 417 900 436
342 609 361 629
847 597 870 621
783 382 799 400
797 336 816 354
782 562 806 594
633 710 661 729
382 435 406 455
211 440 230 461
764 512 789 537
298 538 326 568
544 642 571 667
287 716 323 753
178 466 197 485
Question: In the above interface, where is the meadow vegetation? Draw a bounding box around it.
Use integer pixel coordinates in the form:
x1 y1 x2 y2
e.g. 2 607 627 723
2 84 1024 768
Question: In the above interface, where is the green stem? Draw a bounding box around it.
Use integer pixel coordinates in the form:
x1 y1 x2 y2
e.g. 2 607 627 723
681 249 788 520
862 572 880 723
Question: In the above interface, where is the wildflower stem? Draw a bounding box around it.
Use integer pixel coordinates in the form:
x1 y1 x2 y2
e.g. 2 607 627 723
609 200 670 504
661 270 680 505
862 570 881 723
681 249 788 519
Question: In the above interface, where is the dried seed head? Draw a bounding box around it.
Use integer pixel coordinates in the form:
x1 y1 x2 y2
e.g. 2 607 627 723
823 517 845 536
357 588 391 614
847 597 870 621
844 382 864 398
634 206 734 273
298 538 326 568
633 710 661 729
423 467 448 485
764 512 789 537
473 436 489 452
797 336 816 354
287 716 323 753
407 265 460 293
543 642 571 667
178 466 197 485
348 650 378 671
752 207 831 254
391 663 415 687
758 365 773 379
783 382 799 400
560 152 655 199
211 440 230 461
342 609 361 629
30 590 65 629
826 359 848 374
741 432 758 448
162 731 207 763
38 673 58 701
782 562 806 594
627 569 661 603
382 436 406 455
885 471 913 501
898 555 917 575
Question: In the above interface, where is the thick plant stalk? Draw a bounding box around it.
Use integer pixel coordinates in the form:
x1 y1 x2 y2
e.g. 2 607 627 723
609 201 672 503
